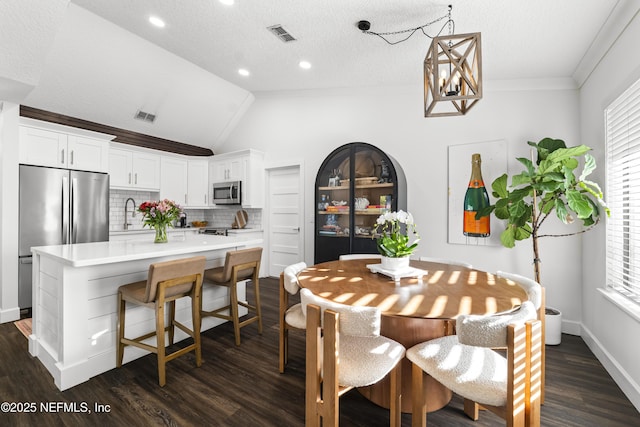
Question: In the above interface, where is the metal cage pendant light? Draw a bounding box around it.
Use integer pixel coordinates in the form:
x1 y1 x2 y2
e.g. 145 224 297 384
358 4 482 117
424 31 482 117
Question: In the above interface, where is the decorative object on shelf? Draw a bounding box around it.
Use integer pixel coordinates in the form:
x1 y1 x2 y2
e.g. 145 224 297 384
357 5 481 117
318 194 329 210
380 194 392 212
328 168 341 187
378 159 391 183
138 199 183 243
339 151 376 180
373 210 420 271
355 196 369 210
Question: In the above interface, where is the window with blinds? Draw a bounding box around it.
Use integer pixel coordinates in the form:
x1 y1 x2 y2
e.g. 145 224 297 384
605 78 640 304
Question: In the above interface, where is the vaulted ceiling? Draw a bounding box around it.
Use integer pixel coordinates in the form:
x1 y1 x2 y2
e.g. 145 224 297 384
1 0 635 152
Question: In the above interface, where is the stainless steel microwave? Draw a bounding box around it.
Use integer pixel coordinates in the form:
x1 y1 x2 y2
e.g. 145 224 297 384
212 181 242 205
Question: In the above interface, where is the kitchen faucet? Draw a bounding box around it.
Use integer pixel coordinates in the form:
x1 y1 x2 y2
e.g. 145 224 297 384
124 198 136 230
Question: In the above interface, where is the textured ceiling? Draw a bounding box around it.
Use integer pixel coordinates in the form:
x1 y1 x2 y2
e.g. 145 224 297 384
2 0 634 151
70 0 622 92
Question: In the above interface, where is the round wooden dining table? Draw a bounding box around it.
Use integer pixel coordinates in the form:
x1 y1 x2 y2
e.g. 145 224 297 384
297 258 528 413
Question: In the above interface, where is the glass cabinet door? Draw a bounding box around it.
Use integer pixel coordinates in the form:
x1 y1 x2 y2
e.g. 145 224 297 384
315 145 350 262
315 142 406 263
351 145 397 253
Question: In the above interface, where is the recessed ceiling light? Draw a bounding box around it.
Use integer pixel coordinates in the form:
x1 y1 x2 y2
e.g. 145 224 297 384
299 61 312 70
149 16 165 28
238 68 250 77
219 0 234 5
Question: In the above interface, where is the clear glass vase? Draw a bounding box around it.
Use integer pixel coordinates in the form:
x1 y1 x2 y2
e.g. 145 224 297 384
154 224 168 243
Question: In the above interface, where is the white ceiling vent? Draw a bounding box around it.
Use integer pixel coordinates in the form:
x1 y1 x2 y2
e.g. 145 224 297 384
134 110 156 123
267 25 296 42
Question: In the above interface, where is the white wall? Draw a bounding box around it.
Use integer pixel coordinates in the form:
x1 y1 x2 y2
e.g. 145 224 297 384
0 102 20 322
580 11 640 411
225 82 584 329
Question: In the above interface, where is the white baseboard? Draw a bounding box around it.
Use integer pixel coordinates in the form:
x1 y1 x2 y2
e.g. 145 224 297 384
581 324 640 412
562 318 581 336
0 306 20 323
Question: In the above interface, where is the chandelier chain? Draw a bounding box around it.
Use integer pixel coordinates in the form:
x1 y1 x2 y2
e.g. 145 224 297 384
360 5 455 46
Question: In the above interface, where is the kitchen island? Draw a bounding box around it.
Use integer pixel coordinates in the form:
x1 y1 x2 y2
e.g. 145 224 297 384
28 234 262 390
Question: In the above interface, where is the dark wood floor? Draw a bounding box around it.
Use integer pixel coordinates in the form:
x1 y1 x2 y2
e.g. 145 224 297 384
1 277 638 426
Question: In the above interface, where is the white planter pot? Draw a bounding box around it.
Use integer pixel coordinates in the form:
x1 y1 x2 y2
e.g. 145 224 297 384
545 307 562 345
381 256 410 271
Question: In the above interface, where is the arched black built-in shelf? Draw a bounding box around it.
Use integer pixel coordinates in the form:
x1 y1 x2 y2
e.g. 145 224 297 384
314 142 407 264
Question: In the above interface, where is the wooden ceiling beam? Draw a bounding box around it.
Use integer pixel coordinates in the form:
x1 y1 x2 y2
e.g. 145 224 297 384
19 105 214 157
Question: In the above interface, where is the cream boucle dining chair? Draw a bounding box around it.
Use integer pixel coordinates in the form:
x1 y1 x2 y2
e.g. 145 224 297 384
497 270 546 404
407 301 542 427
339 253 383 260
496 271 543 312
279 261 307 373
301 288 405 427
418 256 472 269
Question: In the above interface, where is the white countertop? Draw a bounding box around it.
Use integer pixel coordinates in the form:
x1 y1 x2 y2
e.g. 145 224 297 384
109 227 201 236
226 228 263 233
31 234 263 267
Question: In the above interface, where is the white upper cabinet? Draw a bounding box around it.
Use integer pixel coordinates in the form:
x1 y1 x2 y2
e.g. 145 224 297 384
109 145 160 191
209 149 264 208
210 156 243 183
19 124 110 173
67 135 109 172
160 156 188 205
187 158 209 207
160 156 209 208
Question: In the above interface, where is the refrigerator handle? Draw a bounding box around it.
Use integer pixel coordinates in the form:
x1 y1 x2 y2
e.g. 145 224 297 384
71 178 78 243
62 176 69 244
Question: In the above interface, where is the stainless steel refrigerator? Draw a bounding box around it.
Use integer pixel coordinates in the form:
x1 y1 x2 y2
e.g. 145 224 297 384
18 165 109 309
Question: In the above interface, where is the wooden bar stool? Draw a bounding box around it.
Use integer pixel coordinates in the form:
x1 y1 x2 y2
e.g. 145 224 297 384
201 247 263 346
116 256 206 387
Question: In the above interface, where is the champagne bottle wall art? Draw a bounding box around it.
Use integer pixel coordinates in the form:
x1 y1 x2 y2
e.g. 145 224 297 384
447 140 507 246
463 153 491 237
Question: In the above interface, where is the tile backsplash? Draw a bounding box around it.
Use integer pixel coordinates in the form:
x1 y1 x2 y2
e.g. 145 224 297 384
109 189 262 231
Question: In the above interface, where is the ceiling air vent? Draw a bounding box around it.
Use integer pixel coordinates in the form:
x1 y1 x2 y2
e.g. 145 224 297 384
267 24 296 43
134 110 156 123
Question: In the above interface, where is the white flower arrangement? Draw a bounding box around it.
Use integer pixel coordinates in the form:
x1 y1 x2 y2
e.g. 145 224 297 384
374 210 420 258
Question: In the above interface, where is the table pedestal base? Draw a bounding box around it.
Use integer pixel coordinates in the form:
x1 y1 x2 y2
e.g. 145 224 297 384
358 315 453 413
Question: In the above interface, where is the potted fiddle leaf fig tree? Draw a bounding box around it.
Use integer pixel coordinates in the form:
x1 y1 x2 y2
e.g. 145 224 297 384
477 137 609 344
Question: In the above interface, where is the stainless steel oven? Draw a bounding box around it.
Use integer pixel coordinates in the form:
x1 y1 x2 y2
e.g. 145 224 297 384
212 181 241 205
200 228 229 236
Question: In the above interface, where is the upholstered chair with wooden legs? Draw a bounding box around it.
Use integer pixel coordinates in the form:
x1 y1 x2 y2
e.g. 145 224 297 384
279 261 307 373
339 254 383 260
301 288 405 427
407 301 542 427
497 271 546 404
418 256 472 269
116 256 206 387
201 247 263 346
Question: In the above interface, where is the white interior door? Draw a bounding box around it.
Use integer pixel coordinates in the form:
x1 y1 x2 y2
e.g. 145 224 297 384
266 165 303 277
